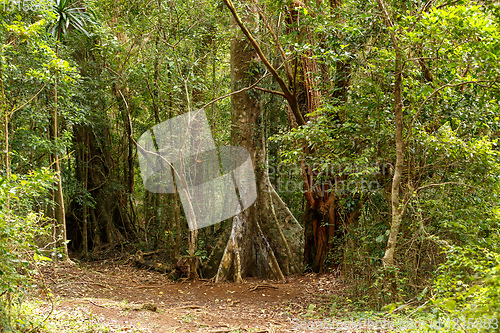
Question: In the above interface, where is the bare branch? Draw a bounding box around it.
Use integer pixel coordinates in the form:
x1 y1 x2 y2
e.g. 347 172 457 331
202 73 271 109
254 86 286 97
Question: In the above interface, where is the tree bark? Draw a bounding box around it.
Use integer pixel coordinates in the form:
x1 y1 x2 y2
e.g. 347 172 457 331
382 52 403 268
374 0 405 300
376 0 404 269
216 2 286 281
288 0 355 273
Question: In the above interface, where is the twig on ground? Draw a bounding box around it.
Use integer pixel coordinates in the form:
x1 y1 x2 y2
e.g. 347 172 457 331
247 284 278 292
167 304 202 311
88 299 106 308
135 284 163 289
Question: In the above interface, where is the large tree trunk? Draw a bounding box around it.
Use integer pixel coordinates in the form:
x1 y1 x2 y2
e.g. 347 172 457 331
224 0 359 271
216 3 289 281
302 182 362 272
68 37 142 254
72 121 136 253
221 0 354 274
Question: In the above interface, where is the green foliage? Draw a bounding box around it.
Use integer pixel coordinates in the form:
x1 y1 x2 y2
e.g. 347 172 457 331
0 169 54 330
1 0 499 329
270 0 500 312
1 3 86 173
48 0 95 39
423 217 500 332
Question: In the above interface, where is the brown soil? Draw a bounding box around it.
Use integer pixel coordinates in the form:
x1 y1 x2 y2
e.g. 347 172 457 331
32 261 356 332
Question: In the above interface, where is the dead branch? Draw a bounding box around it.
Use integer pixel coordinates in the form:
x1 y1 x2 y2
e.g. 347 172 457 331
247 284 279 292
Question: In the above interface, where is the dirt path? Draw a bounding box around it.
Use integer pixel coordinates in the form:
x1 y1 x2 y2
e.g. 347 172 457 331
32 262 351 332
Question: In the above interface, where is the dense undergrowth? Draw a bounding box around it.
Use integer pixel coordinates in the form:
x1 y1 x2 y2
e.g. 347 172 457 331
1 0 500 332
0 169 56 331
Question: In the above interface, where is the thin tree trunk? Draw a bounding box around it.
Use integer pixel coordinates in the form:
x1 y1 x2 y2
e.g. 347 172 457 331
123 92 134 195
188 228 199 280
53 42 69 260
382 48 403 268
376 0 404 269
153 0 161 124
174 192 181 260
82 130 89 257
0 58 10 216
268 186 292 275
375 0 404 300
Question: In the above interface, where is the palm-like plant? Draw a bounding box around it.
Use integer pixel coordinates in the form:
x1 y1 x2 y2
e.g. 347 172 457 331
48 0 94 41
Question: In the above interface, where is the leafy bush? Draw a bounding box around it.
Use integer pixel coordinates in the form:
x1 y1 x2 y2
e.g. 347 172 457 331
428 243 500 332
0 168 54 331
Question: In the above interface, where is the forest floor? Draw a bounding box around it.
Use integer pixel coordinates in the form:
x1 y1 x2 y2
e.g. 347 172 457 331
29 261 374 333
